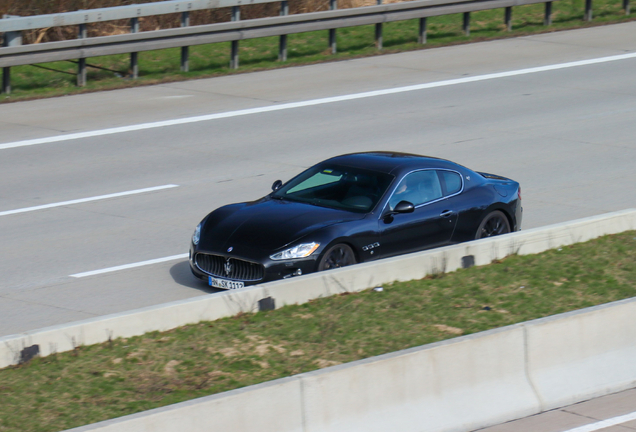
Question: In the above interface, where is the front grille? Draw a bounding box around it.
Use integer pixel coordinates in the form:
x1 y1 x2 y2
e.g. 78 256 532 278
195 253 264 282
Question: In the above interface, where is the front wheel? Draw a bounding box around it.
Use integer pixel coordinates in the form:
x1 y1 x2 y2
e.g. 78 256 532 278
475 210 511 239
318 244 357 271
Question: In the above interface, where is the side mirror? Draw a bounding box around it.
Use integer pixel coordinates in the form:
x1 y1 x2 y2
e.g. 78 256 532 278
272 180 283 192
393 200 415 214
383 201 414 224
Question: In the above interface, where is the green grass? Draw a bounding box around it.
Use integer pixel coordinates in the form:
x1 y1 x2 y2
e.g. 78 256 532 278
1 231 635 432
2 0 634 102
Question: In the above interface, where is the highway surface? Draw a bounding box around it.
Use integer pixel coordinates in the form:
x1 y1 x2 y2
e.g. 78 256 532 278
477 388 636 432
1 21 635 340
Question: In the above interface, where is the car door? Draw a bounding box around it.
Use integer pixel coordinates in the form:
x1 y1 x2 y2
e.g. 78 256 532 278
379 169 460 258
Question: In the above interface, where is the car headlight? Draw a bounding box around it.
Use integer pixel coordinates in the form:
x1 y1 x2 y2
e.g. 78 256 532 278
192 223 201 245
270 242 320 260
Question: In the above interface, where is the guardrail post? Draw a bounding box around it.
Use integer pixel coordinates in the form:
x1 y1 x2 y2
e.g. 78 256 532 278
375 0 383 49
418 17 427 44
231 6 240 69
504 7 512 31
1 66 7 95
544 1 552 25
584 0 593 20
463 12 470 36
624 0 631 13
77 23 87 87
279 1 288 61
1 16 22 95
329 0 337 54
130 17 139 78
181 12 190 72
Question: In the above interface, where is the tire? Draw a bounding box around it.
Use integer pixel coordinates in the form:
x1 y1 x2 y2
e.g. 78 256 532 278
475 210 511 239
318 244 357 271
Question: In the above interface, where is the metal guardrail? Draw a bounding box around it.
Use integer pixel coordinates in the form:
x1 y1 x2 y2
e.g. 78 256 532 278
0 0 279 33
1 0 629 94
1 0 285 90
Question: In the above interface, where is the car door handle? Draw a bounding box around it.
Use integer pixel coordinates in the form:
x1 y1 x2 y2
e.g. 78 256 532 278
440 210 454 218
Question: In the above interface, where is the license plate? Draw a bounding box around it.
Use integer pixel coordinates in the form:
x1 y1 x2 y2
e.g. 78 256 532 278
208 276 244 290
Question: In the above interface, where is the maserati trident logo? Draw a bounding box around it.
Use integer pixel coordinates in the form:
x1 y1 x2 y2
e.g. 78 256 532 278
227 247 233 252
224 258 233 276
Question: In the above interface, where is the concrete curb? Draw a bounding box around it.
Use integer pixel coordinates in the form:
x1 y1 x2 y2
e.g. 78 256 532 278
0 286 265 368
2 208 635 370
262 208 636 305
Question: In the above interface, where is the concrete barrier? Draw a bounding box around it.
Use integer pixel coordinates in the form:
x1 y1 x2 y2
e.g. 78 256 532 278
300 326 539 432
65 296 636 432
526 298 636 410
2 208 635 370
67 376 304 432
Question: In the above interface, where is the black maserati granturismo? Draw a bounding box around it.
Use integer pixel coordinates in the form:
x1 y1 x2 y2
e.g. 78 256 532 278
189 152 522 289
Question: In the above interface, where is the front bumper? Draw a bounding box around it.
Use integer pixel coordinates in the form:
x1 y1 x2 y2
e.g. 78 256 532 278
189 245 319 287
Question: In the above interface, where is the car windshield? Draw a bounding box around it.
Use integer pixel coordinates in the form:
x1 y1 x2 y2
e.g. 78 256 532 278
272 165 394 213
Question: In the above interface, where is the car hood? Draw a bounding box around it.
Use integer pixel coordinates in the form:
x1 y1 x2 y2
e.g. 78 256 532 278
199 198 364 253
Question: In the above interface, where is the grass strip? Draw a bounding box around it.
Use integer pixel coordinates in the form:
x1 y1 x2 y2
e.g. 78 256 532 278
2 0 635 103
0 231 635 432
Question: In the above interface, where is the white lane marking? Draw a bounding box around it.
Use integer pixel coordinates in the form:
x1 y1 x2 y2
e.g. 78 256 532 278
156 95 194 100
0 184 179 217
2 52 636 151
562 411 636 432
70 253 189 278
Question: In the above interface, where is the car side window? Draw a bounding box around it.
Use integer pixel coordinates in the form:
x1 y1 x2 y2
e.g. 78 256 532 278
389 170 443 209
439 170 462 196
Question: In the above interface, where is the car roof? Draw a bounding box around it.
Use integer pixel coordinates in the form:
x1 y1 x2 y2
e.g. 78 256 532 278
323 152 468 175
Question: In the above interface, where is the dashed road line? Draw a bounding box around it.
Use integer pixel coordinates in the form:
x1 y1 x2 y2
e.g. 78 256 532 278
70 253 189 278
0 184 179 217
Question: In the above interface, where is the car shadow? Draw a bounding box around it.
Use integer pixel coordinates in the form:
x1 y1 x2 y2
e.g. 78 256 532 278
169 260 225 294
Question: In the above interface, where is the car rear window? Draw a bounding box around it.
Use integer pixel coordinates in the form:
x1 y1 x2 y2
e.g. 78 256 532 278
440 171 462 195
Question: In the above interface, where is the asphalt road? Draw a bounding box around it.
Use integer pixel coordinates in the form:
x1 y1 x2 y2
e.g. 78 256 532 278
1 22 635 338
476 388 636 432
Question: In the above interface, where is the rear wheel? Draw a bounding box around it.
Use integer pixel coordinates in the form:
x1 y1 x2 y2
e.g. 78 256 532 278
318 244 357 271
475 211 511 239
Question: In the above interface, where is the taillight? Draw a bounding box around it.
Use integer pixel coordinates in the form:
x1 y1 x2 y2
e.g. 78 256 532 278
518 187 522 201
